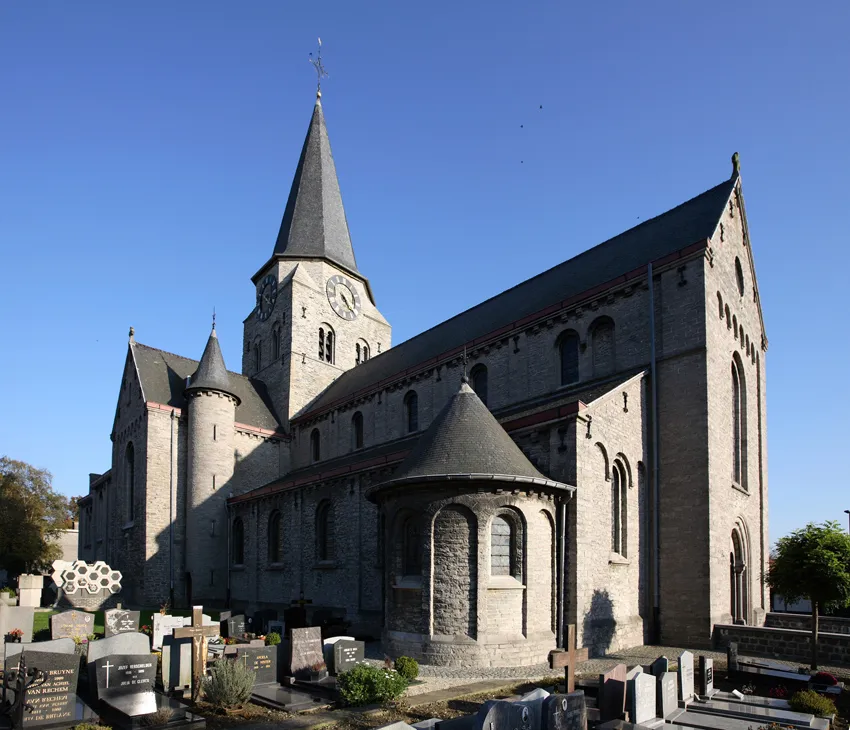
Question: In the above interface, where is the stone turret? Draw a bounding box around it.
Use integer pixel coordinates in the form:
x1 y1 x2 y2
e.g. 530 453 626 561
185 324 239 603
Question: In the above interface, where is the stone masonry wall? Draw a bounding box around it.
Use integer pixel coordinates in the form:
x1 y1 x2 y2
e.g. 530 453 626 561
704 183 769 632
713 623 850 667
765 612 850 635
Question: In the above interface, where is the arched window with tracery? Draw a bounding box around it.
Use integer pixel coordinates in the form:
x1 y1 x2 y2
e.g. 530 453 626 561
352 411 364 450
125 442 135 523
591 318 615 377
401 517 421 575
611 459 627 556
316 500 334 561
310 428 321 463
470 364 488 405
318 325 334 363
232 517 245 565
268 511 282 563
558 330 580 385
732 354 748 489
490 511 522 578
404 390 419 433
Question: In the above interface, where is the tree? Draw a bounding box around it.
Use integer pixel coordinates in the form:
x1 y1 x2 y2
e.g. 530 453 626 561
766 521 850 669
0 457 71 577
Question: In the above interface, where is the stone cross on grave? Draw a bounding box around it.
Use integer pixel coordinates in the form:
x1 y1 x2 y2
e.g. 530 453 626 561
548 624 590 692
173 606 220 701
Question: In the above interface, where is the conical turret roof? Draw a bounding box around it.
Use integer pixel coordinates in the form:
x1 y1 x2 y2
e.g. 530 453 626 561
368 380 571 500
272 95 359 274
185 326 239 402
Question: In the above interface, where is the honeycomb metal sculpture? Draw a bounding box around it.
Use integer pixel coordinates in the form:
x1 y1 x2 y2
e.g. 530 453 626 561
51 560 122 595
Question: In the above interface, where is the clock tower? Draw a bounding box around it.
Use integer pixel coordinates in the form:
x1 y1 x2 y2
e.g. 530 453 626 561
243 91 391 425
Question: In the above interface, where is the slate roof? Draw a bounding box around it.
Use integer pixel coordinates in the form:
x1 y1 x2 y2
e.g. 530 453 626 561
132 342 280 431
367 381 572 500
185 327 238 401
298 174 737 419
272 97 359 275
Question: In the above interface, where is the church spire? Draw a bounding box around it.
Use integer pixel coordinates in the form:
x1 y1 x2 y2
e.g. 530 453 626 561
186 324 239 403
271 93 359 275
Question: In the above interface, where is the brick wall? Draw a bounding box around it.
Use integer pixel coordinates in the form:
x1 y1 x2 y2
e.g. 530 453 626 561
765 612 850 636
713 623 850 667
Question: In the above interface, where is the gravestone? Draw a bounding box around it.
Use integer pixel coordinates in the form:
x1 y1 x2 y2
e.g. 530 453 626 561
332 639 365 675
4 638 76 661
0 604 35 643
626 672 656 726
12 649 80 727
698 656 714 697
598 664 627 723
288 626 324 677
17 575 44 608
322 635 355 667
649 656 668 677
677 651 695 702
475 699 533 730
268 620 285 637
542 691 587 730
626 666 643 681
233 645 278 685
86 632 152 694
103 609 140 638
174 606 221 702
252 609 278 634
50 610 94 640
657 672 678 720
161 635 193 694
94 653 157 715
221 614 247 638
151 613 189 650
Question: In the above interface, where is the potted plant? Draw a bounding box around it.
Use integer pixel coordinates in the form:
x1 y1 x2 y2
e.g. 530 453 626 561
308 660 328 682
0 588 17 607
4 628 23 643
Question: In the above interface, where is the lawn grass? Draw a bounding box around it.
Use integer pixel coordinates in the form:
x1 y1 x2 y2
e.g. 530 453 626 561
32 607 223 639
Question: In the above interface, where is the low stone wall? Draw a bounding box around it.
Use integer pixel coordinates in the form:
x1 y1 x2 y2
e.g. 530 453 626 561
765 612 850 635
56 588 121 611
713 623 850 667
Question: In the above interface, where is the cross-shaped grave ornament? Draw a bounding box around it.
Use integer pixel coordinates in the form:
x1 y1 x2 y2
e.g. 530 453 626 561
548 624 590 692
173 606 221 702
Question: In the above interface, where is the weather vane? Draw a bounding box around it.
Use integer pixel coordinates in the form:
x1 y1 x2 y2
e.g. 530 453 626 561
212 307 216 330
309 37 328 95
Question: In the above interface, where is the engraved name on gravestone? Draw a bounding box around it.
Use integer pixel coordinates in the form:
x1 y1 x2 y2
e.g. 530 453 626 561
50 610 95 640
235 645 278 685
288 626 323 677
152 614 189 650
657 672 678 720
94 653 157 717
104 609 140 638
87 632 153 697
677 651 694 702
222 614 247 638
542 692 587 730
598 664 627 723
627 672 656 726
698 656 714 697
332 640 365 675
13 649 80 728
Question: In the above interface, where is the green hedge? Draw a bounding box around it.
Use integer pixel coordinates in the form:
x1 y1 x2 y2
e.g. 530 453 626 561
788 690 836 717
337 664 408 706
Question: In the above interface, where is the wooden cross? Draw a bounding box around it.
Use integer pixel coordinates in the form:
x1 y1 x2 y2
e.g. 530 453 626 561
292 595 312 608
173 606 220 702
548 624 590 692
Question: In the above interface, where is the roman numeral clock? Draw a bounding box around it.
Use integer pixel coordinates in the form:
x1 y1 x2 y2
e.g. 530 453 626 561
326 274 361 320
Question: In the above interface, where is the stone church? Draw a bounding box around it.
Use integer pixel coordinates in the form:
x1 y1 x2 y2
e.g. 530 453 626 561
79 90 769 665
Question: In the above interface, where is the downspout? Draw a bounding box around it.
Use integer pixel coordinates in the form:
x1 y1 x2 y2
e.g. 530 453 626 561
648 262 661 642
169 409 175 607
557 497 567 648
225 499 232 607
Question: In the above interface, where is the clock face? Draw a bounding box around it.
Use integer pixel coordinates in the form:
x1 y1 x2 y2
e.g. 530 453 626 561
256 274 278 321
326 275 361 320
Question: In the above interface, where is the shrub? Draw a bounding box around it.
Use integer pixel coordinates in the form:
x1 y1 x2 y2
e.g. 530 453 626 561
71 724 111 730
202 658 256 709
337 663 407 706
1 587 17 598
788 690 836 717
394 656 419 682
265 631 281 646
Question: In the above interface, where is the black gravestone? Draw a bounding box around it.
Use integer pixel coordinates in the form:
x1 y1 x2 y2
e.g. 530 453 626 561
475 700 532 730
234 645 278 685
698 656 714 697
252 610 278 634
50 610 95 640
221 614 247 638
331 640 364 675
13 650 80 728
542 692 587 730
94 653 157 715
282 606 307 634
103 610 140 638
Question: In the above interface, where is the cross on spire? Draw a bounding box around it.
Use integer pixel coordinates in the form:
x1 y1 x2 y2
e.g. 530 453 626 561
309 38 328 96
461 346 469 384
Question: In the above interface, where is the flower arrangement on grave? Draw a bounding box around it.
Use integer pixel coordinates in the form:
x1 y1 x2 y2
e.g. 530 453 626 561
768 685 789 699
740 683 756 695
140 624 153 637
308 660 328 682
4 628 23 643
812 671 838 686
223 636 237 645
264 632 281 646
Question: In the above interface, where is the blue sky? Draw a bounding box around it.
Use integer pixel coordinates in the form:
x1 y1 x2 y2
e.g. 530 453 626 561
1 2 848 545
